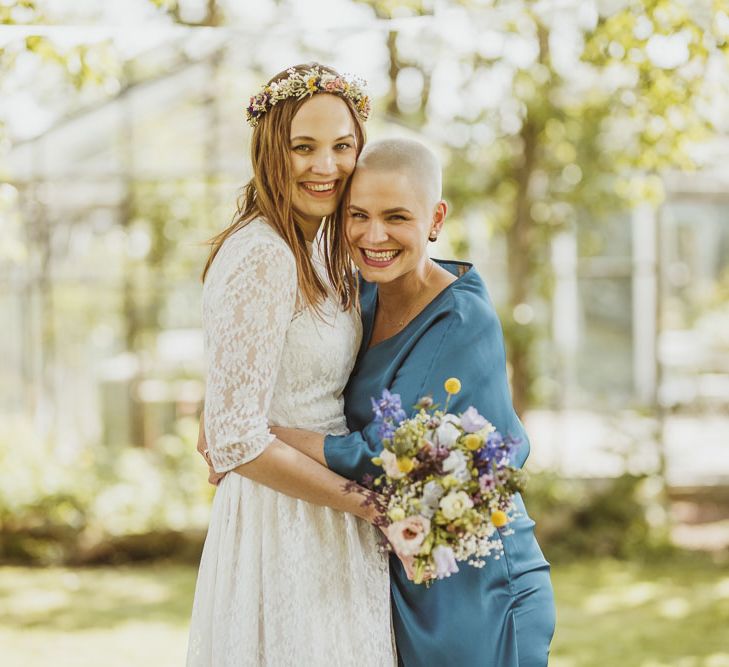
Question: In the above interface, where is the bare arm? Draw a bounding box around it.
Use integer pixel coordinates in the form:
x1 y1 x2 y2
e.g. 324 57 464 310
269 426 326 465
270 426 423 580
232 437 377 522
197 416 376 521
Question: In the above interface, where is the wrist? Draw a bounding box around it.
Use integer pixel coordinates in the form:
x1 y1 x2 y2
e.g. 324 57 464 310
362 502 381 525
361 492 388 528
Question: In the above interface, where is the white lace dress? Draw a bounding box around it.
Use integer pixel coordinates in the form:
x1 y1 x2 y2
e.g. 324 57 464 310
186 219 394 667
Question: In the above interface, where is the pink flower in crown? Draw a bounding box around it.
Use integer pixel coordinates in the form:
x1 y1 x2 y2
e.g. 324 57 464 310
387 515 431 556
324 78 343 92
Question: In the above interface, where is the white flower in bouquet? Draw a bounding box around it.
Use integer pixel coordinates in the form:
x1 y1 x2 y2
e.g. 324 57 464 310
434 421 460 448
432 545 459 578
442 450 470 482
439 490 474 520
380 449 406 480
420 480 445 518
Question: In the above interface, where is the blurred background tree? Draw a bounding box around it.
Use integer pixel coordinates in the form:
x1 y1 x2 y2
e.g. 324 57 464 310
1 0 727 558
356 0 727 413
1 2 729 663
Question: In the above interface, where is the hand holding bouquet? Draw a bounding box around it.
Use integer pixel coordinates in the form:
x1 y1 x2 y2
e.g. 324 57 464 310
366 378 527 584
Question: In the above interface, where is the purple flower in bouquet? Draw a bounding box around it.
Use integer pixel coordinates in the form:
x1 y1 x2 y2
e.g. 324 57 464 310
371 390 408 440
376 418 396 441
371 389 409 440
460 406 488 433
378 389 407 421
432 545 459 579
473 431 514 465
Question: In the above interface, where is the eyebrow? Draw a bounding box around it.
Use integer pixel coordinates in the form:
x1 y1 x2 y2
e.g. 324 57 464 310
290 134 356 142
348 204 413 215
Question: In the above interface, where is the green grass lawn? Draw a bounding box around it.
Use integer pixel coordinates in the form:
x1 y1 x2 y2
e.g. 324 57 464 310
1 554 728 667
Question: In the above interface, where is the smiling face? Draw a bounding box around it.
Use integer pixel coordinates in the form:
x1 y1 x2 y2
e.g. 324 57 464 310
289 94 358 234
346 168 446 285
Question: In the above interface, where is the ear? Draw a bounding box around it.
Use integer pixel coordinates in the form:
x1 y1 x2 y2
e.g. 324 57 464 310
430 200 448 238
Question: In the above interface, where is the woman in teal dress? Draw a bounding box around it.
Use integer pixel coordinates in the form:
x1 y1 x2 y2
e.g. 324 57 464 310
274 137 555 666
323 259 555 666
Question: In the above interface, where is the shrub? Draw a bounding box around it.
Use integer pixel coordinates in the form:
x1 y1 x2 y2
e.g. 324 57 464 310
0 417 212 565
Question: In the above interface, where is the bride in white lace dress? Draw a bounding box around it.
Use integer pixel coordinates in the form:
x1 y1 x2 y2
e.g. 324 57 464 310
186 65 395 666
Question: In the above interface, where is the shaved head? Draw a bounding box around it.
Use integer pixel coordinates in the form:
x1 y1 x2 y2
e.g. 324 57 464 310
355 138 442 207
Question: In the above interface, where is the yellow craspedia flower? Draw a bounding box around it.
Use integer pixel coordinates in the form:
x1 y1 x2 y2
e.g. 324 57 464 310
491 510 508 528
444 377 461 394
397 457 415 473
388 507 406 522
464 433 482 451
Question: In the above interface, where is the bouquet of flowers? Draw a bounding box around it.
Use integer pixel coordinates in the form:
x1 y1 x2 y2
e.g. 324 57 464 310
366 378 527 584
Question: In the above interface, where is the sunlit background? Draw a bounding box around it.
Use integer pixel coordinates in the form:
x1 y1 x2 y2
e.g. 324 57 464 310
1 1 728 665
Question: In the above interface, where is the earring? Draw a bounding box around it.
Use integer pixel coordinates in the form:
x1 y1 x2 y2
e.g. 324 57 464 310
428 232 438 242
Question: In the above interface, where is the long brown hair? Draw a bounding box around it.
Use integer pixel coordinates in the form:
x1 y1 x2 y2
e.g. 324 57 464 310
202 63 364 311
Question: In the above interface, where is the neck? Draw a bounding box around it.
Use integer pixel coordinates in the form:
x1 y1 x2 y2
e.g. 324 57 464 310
377 258 434 312
299 216 322 242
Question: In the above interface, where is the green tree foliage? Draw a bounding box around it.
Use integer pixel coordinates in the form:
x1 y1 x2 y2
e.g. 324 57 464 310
0 2 122 151
355 0 729 412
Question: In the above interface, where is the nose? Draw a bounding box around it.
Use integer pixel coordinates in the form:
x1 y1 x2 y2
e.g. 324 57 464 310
362 218 388 246
310 148 336 175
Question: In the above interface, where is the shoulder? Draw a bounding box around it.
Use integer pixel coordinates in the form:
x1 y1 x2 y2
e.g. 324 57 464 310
435 267 499 333
224 218 294 264
211 219 296 279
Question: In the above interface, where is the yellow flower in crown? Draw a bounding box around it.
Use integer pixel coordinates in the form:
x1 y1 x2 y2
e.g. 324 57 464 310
306 76 318 93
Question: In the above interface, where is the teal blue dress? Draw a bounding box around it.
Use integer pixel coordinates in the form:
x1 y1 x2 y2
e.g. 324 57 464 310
324 261 555 667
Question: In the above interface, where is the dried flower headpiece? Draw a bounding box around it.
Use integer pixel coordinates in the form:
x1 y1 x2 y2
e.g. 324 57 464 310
245 66 372 127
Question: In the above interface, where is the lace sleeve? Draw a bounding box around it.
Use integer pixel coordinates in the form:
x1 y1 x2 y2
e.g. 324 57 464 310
202 228 298 472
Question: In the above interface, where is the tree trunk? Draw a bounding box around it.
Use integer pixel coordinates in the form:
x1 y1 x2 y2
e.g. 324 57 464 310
506 116 537 415
505 18 550 415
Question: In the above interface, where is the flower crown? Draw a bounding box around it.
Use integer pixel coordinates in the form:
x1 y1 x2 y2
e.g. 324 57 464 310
245 66 372 128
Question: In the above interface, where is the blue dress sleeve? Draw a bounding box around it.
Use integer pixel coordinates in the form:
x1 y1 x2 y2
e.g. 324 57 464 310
324 290 530 482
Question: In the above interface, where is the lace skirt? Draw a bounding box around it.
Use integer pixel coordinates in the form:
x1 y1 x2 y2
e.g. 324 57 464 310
186 473 395 667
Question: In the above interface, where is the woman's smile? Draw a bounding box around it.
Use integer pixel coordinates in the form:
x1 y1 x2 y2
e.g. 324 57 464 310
360 247 402 267
299 179 339 198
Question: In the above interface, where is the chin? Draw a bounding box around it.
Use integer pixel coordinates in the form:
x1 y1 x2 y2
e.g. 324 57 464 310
358 265 395 284
298 203 337 219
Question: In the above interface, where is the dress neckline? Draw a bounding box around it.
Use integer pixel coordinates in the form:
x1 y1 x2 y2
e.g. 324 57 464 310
363 260 473 352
